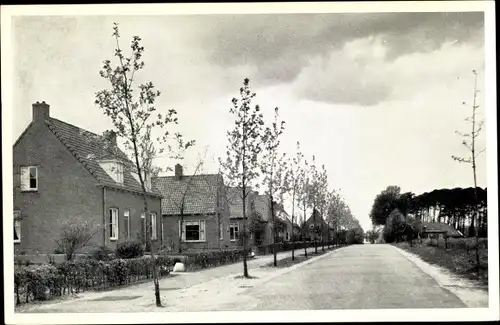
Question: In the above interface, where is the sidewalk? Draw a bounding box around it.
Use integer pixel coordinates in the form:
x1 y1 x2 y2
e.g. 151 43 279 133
17 245 333 313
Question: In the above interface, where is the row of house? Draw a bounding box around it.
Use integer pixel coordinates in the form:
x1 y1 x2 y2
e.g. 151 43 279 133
13 102 333 255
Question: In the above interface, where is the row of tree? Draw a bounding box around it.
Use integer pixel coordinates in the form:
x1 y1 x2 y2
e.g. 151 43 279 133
369 185 488 238
94 23 363 305
219 78 363 274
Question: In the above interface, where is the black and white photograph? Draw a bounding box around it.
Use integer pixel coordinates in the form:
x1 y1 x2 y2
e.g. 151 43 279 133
2 2 498 323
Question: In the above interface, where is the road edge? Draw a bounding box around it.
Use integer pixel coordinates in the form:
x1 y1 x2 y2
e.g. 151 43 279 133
391 244 488 308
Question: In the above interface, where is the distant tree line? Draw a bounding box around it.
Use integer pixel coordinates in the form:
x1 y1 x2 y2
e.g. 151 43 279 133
370 185 487 239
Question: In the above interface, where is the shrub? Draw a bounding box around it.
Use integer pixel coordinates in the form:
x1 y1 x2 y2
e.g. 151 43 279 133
54 221 101 261
14 255 176 305
89 245 115 261
116 240 144 259
182 249 246 271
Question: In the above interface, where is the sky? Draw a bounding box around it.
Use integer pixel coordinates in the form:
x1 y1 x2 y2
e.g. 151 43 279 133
11 12 487 231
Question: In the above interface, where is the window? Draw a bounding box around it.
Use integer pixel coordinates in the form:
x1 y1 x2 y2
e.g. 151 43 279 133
109 208 118 240
180 220 205 242
230 223 239 242
219 222 224 240
14 210 21 243
20 166 38 191
123 209 130 239
150 212 157 240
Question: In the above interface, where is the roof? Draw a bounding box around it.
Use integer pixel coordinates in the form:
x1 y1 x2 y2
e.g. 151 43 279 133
422 222 463 237
226 186 254 219
305 209 327 226
45 118 162 196
153 174 221 215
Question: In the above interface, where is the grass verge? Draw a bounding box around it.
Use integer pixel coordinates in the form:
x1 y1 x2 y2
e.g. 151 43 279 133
394 240 488 287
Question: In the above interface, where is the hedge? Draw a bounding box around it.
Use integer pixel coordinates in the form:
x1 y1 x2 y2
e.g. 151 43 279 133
183 249 246 271
14 255 175 305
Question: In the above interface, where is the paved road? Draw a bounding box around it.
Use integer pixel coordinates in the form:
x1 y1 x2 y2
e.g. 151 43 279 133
237 244 466 310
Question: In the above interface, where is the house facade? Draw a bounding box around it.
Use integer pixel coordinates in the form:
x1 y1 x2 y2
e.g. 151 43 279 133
153 165 232 252
302 209 330 242
13 102 162 255
226 187 261 248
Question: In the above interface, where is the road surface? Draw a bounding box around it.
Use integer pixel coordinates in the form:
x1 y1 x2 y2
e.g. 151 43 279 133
233 244 466 310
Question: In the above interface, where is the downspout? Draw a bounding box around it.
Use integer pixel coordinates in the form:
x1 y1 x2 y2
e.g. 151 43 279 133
102 186 107 246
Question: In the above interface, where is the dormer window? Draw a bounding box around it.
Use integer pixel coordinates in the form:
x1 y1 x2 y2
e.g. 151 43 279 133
98 160 124 185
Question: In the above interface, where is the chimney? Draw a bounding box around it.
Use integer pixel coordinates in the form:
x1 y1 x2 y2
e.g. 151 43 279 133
32 101 50 122
103 130 117 147
175 164 183 181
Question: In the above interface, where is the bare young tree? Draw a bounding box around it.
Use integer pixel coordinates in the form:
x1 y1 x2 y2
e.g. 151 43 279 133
452 69 485 271
297 159 311 258
284 141 305 260
54 221 102 261
94 23 194 307
220 78 267 278
259 107 286 267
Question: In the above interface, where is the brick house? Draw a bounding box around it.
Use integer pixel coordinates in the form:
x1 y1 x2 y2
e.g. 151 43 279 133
153 164 231 252
302 209 330 242
252 193 273 246
273 204 300 242
226 187 260 247
13 102 163 255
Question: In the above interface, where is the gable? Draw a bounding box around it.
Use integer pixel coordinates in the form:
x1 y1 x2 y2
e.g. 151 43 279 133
44 118 162 197
13 120 100 190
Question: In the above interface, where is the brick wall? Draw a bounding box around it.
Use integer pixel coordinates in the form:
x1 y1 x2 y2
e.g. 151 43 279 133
104 188 162 251
162 214 226 252
13 121 103 254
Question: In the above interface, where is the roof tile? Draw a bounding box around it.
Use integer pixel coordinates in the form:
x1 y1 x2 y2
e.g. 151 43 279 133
45 118 162 196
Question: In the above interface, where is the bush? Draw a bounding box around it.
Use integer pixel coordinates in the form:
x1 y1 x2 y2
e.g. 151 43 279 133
116 240 144 259
89 246 115 261
182 249 246 271
14 255 176 305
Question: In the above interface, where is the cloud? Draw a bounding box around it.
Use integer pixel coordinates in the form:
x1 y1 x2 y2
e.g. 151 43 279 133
291 36 392 106
199 12 484 85
290 33 485 106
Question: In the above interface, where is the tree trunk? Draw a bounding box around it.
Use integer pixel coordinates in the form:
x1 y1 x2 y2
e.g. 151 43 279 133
270 193 277 267
242 185 249 278
141 194 161 307
303 206 308 258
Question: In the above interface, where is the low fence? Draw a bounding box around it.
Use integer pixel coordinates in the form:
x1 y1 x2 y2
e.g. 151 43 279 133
254 240 339 255
14 255 174 305
15 254 67 265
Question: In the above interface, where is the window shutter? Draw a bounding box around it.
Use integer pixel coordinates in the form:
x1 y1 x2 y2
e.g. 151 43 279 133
20 167 29 191
200 220 206 241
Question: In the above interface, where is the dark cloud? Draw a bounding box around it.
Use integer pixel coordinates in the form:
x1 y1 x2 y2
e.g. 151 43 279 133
196 12 484 84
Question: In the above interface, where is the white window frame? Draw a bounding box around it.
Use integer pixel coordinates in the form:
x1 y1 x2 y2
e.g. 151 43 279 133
123 209 130 239
180 220 206 242
14 210 21 243
115 162 124 184
109 208 119 241
229 223 239 242
20 166 38 191
150 212 157 240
